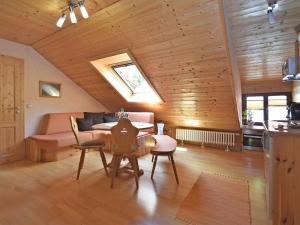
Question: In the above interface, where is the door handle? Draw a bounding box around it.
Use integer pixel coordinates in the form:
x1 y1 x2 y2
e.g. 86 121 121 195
15 106 20 114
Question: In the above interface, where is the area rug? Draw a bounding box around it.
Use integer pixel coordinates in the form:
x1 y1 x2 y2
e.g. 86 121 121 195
176 173 251 225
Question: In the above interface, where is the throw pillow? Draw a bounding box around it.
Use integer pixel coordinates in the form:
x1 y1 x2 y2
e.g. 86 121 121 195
76 117 93 131
84 112 104 124
104 113 118 123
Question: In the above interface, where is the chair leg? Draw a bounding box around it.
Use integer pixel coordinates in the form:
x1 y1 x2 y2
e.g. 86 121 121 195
77 149 86 180
115 155 122 177
151 155 158 180
111 155 120 188
168 155 171 161
151 154 154 162
170 154 179 184
99 149 109 177
130 156 139 189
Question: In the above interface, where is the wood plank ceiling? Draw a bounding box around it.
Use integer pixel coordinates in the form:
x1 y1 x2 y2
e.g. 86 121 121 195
0 0 242 130
224 0 300 92
0 0 120 45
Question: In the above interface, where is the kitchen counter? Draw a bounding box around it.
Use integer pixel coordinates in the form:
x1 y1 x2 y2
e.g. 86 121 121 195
242 124 265 131
263 121 300 225
265 121 300 136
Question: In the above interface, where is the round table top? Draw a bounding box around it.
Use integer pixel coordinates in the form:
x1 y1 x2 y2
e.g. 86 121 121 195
92 121 154 130
151 135 177 154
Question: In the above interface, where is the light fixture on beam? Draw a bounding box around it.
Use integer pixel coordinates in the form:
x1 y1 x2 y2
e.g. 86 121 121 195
56 0 89 28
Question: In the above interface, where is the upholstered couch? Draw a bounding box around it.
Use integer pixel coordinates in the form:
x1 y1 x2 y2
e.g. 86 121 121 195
26 112 154 162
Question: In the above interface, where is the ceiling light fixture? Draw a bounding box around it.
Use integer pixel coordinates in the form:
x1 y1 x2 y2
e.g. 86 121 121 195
267 0 278 24
56 0 89 28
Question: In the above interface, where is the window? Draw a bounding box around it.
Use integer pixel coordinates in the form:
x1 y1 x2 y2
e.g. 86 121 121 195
268 95 288 121
112 63 152 94
242 93 291 123
90 50 162 103
246 96 264 122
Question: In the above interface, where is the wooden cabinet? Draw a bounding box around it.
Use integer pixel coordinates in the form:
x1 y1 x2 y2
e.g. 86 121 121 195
268 134 300 225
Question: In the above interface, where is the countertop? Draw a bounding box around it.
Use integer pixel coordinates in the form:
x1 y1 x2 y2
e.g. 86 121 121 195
243 121 300 136
265 121 300 136
242 125 265 131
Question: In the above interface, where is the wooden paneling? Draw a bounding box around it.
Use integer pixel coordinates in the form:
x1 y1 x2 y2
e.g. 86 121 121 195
30 0 240 130
0 0 119 45
224 0 300 91
0 0 241 130
270 134 300 225
242 80 292 94
0 55 24 164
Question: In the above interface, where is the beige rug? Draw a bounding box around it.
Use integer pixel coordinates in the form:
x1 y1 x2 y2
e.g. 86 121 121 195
176 173 251 225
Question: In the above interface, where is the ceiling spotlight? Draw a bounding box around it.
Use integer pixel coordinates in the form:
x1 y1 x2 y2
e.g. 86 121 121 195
56 14 66 28
69 5 77 23
79 1 89 19
267 0 278 24
56 0 89 28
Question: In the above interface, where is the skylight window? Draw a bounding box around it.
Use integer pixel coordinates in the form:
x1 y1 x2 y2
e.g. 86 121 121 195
89 50 162 103
112 63 152 94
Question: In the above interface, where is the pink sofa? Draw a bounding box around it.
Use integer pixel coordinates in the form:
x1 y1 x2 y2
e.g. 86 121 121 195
26 112 154 162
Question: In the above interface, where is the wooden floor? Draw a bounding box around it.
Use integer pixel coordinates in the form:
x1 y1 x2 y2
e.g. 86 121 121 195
0 145 271 225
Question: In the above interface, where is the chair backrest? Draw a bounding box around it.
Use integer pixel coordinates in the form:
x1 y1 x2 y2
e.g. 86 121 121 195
111 118 139 154
70 116 81 145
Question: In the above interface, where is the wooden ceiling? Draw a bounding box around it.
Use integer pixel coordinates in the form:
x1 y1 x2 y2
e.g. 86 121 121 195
0 0 119 45
0 0 256 131
225 0 300 85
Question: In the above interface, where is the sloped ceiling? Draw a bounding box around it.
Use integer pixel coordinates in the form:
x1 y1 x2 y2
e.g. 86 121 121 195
225 0 300 92
0 0 241 131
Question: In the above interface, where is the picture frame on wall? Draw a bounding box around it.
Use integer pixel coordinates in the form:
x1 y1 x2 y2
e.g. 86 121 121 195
39 81 61 98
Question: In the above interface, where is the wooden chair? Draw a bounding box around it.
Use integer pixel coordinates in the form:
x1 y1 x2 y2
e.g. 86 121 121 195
70 116 108 180
110 118 140 189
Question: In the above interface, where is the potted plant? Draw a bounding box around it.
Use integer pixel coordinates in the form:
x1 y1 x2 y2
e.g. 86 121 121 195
116 108 128 119
242 110 254 126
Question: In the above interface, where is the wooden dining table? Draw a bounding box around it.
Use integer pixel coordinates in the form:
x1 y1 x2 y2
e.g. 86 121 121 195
92 121 154 131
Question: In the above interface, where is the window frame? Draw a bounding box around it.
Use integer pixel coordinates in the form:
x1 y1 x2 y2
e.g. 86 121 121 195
111 62 147 94
242 92 292 123
89 49 163 103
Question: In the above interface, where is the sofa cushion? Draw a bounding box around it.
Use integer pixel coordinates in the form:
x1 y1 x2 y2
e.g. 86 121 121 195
30 132 93 149
104 113 118 122
84 112 105 124
76 117 93 131
39 112 84 135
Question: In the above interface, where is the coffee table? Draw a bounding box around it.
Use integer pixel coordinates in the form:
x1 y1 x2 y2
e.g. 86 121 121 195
151 135 179 184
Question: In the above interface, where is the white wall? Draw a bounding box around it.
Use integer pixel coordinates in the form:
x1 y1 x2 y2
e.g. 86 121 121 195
0 38 108 137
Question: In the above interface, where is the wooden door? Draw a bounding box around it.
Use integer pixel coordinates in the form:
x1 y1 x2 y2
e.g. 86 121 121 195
0 55 24 164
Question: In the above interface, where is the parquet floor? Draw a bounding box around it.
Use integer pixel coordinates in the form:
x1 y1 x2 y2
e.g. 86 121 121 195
0 145 271 225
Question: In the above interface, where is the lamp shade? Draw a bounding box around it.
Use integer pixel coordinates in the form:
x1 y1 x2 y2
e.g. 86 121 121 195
79 1 89 19
56 14 66 28
69 7 77 23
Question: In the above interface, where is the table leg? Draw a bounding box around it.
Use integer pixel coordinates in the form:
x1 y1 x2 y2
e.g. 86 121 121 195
170 154 179 184
151 155 158 180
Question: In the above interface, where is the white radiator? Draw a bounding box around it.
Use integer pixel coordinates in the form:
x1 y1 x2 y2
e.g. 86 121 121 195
176 128 238 150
